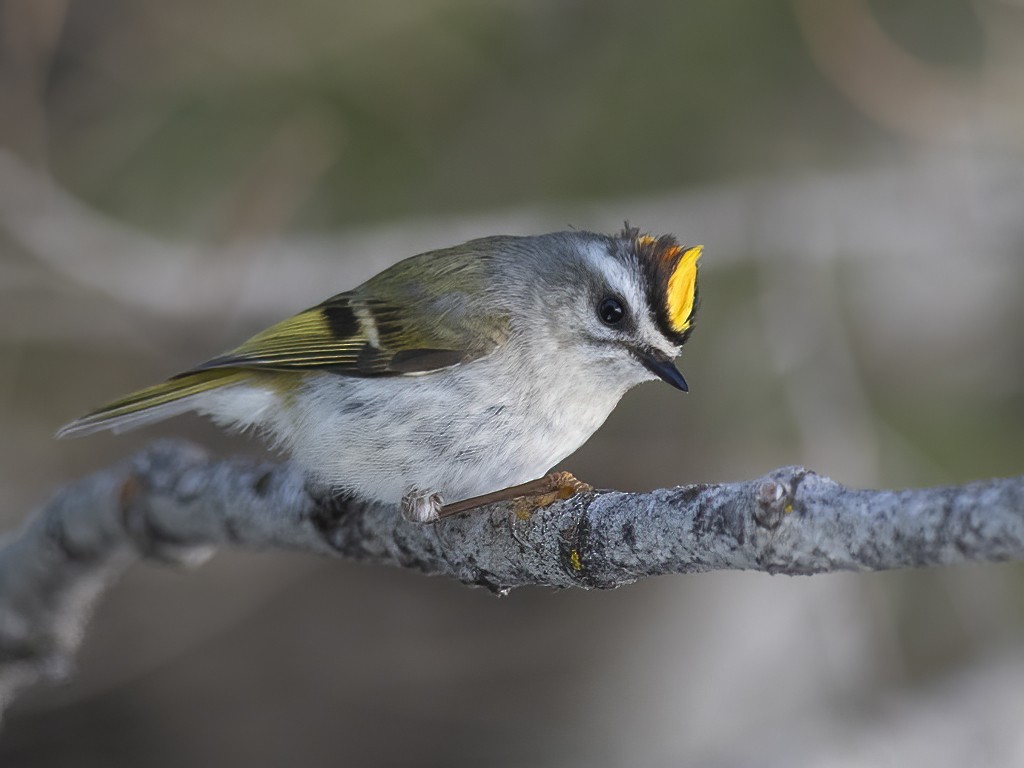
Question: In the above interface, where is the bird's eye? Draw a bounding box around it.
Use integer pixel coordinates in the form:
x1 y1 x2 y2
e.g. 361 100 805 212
598 296 626 326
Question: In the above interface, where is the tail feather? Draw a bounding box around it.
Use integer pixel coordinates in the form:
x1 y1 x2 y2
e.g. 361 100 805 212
57 370 250 438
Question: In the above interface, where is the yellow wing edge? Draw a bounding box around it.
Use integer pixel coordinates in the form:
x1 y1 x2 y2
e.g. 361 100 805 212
57 370 249 438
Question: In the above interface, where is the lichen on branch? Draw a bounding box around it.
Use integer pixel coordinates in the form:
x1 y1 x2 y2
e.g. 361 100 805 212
2 439 1023 715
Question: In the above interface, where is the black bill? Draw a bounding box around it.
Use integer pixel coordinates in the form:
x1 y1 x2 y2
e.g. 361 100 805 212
636 349 689 392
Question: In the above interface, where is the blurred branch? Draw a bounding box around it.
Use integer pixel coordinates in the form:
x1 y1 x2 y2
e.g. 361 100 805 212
792 0 978 143
793 0 1024 148
0 0 69 164
3 440 1024 715
3 148 1024 330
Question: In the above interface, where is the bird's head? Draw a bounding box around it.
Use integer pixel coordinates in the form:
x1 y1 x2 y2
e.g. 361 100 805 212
506 225 703 392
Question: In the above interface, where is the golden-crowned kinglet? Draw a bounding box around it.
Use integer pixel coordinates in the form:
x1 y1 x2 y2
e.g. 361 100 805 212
59 226 702 522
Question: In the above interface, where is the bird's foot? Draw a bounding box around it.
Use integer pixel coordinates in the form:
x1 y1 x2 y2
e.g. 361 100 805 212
425 471 592 522
511 471 591 519
400 490 445 523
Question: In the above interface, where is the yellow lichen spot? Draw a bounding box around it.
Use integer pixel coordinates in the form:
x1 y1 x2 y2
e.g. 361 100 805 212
666 245 703 332
569 549 583 571
784 503 794 514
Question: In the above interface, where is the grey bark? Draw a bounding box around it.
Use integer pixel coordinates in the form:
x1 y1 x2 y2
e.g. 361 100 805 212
2 439 1023 714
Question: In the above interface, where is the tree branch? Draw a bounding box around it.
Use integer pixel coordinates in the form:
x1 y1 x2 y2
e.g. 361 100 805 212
2 439 1023 714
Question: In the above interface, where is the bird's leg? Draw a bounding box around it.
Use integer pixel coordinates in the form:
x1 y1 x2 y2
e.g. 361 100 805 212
400 472 592 524
434 471 592 522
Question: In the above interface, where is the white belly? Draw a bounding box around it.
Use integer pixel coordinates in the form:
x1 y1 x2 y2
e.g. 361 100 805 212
206 345 633 505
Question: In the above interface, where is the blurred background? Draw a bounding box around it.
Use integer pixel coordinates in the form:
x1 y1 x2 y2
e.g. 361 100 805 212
2 0 1024 765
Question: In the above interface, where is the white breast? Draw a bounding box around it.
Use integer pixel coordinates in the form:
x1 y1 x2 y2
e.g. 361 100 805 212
202 340 635 506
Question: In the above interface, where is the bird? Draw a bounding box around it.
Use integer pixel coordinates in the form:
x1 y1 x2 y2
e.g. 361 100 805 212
58 225 702 522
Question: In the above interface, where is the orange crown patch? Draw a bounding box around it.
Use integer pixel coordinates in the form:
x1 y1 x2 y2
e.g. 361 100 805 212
632 230 703 338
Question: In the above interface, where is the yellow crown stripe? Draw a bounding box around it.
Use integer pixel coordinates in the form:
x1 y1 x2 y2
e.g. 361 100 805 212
666 245 702 332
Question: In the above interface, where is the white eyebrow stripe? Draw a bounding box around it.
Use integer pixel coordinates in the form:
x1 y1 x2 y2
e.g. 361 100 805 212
582 240 680 356
582 241 644 313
